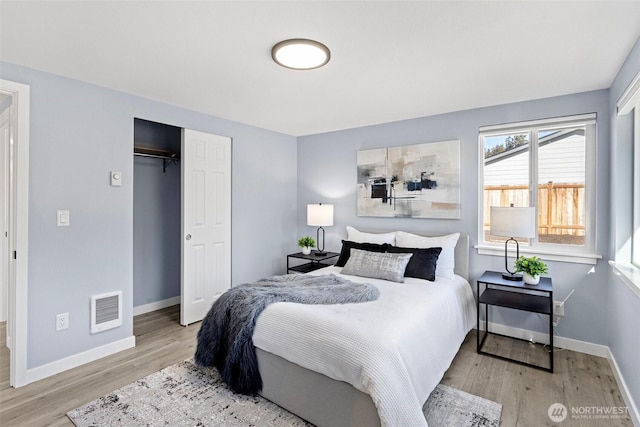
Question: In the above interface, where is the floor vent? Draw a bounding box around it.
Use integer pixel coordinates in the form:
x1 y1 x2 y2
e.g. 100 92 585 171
91 291 122 334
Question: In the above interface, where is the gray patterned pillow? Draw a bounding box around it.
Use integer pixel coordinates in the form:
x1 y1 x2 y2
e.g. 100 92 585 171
341 249 413 283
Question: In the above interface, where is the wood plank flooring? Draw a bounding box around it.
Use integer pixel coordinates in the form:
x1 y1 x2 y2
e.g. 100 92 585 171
0 306 633 426
0 306 198 426
441 333 632 426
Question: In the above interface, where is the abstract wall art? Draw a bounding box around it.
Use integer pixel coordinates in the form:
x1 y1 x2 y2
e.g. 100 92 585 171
357 140 461 219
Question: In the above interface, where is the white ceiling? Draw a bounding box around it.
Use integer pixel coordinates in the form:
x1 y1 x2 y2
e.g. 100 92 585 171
1 1 640 136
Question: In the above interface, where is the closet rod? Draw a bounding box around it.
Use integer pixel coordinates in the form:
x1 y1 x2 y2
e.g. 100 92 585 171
134 146 180 172
134 152 179 161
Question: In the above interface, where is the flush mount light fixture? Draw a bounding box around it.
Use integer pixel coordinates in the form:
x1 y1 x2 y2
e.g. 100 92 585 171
271 39 330 70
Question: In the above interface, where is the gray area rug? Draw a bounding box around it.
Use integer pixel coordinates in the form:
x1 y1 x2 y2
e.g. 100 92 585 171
68 358 501 427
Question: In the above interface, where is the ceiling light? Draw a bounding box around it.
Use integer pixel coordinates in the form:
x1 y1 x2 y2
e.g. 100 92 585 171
271 39 330 70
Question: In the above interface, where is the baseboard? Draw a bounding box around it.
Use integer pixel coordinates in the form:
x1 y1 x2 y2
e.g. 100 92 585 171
479 322 637 424
25 335 136 385
133 296 180 316
607 349 640 426
478 321 609 358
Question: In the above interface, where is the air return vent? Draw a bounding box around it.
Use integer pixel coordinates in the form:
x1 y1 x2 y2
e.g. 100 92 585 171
90 291 122 334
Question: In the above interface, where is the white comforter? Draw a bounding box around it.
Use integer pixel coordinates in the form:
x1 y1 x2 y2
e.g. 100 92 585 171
252 266 476 427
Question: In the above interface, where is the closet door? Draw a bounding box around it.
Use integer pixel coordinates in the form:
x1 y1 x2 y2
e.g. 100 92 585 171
181 129 231 326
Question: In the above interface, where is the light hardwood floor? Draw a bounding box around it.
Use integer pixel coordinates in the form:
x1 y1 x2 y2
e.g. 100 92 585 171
441 333 632 426
0 306 633 426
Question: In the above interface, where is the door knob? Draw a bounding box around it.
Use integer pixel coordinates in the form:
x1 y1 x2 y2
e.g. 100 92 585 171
186 234 192 240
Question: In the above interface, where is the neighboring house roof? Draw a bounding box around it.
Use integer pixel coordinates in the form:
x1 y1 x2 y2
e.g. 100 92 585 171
484 129 586 186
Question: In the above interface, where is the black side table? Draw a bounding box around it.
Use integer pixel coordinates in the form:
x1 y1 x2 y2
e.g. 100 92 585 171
477 270 554 373
287 251 339 274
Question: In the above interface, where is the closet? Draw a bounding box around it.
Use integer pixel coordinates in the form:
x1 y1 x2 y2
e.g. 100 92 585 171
133 118 182 313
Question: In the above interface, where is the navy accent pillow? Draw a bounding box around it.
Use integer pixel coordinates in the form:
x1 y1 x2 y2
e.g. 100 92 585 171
386 246 442 281
335 240 390 267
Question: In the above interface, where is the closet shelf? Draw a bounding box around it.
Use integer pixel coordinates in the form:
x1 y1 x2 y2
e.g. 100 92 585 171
134 146 180 172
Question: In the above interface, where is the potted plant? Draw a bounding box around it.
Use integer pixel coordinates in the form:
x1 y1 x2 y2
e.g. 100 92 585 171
514 255 548 285
298 236 316 255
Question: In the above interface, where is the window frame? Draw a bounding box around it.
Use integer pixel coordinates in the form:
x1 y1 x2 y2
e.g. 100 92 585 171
477 113 599 265
616 69 640 269
633 107 640 268
610 68 640 294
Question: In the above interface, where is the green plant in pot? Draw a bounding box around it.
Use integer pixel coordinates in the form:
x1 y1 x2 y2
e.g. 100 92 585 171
514 255 548 285
298 236 316 255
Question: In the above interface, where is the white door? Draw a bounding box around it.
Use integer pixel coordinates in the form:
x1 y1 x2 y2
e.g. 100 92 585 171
181 129 231 326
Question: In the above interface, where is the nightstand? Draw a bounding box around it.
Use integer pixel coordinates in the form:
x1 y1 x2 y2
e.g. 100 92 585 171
287 251 339 274
476 270 554 373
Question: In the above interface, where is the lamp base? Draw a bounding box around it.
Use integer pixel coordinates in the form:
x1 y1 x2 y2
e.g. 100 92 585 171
502 273 523 281
315 251 327 256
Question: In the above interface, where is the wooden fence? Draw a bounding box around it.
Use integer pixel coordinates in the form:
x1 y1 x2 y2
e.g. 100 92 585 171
484 182 585 237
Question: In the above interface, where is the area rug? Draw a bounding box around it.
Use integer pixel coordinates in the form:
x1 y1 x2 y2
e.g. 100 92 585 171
67 359 501 426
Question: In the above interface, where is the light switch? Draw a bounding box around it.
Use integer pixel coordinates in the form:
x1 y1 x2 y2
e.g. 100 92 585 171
57 210 70 227
110 171 122 187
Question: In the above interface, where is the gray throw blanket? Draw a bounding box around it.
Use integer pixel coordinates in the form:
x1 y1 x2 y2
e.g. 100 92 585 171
194 274 379 395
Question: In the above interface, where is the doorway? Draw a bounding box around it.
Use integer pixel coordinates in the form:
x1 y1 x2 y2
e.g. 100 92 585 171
133 120 232 327
1 79 30 388
133 119 182 319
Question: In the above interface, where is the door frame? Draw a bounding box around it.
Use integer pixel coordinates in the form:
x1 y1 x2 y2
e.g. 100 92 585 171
1 79 30 387
1 106 9 322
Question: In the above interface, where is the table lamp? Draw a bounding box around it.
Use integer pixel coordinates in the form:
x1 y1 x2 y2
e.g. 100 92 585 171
307 203 334 256
490 205 536 281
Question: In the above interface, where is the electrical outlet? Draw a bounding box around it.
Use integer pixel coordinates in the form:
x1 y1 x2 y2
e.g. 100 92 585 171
553 300 565 316
56 313 69 331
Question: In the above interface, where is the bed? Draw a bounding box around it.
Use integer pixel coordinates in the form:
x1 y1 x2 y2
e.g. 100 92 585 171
251 231 475 427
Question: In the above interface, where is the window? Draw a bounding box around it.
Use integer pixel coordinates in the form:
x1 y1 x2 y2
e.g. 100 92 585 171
478 114 597 263
616 70 640 269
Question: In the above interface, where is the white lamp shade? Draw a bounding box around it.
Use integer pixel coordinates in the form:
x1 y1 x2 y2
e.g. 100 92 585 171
490 206 536 238
307 204 334 227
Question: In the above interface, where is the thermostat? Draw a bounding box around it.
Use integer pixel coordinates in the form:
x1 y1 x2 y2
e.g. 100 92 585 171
110 171 122 187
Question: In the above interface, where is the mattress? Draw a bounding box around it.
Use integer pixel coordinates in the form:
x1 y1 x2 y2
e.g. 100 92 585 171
252 266 476 427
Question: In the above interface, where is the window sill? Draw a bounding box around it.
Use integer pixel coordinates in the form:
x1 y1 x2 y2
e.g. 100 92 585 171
609 261 640 299
475 245 602 265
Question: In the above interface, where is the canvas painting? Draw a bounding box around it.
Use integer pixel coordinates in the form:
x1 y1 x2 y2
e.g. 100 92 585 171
357 140 461 218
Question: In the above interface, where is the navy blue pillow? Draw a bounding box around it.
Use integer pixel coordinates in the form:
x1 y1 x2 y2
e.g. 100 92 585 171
386 246 442 281
335 240 390 267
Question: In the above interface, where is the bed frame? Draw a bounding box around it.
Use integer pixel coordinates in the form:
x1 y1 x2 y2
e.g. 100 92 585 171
257 234 470 427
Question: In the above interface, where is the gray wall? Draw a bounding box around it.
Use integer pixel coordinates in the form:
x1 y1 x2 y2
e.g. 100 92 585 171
608 35 640 415
298 89 611 345
1 31 638 409
133 119 181 307
0 61 298 369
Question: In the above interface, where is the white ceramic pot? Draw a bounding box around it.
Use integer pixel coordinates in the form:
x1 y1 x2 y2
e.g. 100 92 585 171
301 247 311 255
523 272 540 285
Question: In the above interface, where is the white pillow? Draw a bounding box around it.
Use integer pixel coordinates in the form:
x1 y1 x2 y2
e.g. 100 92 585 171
341 249 412 283
395 231 460 279
346 226 396 245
